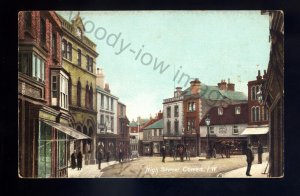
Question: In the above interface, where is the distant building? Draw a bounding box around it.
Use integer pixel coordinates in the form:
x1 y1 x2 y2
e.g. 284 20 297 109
199 103 248 155
117 102 130 157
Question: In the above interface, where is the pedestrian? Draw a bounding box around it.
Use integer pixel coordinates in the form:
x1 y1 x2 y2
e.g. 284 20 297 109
161 146 166 163
71 150 77 169
119 148 123 163
245 144 254 176
257 141 263 164
77 151 83 170
212 144 217 158
98 148 103 170
106 150 110 162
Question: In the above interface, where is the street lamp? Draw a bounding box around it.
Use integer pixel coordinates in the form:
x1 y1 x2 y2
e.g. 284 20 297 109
205 115 211 159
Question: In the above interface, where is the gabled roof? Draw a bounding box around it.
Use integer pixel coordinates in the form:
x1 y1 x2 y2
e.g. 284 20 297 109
143 119 163 130
199 103 248 126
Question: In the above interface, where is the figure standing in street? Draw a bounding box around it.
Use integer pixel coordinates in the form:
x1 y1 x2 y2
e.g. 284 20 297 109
212 144 217 158
98 148 103 170
77 151 83 170
71 150 77 169
245 144 254 176
161 146 166 163
119 148 123 163
257 140 263 164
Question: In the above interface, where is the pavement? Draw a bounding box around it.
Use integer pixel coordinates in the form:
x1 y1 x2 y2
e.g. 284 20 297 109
222 161 269 178
67 158 137 178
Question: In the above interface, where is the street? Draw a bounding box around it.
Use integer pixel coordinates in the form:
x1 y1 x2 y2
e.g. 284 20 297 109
68 153 268 178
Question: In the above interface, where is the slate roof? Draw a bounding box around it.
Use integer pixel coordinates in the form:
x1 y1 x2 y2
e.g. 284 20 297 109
143 119 163 130
199 103 248 126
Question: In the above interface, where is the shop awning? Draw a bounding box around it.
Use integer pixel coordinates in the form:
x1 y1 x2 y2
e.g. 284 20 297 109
41 120 91 140
241 127 269 135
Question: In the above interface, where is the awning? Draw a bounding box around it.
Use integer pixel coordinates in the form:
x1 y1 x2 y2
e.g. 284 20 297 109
241 127 269 135
41 120 91 140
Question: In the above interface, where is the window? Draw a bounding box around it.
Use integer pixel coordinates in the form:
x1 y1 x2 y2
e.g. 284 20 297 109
255 86 259 100
24 11 31 30
77 81 81 107
58 131 66 169
167 121 171 135
187 119 195 133
51 76 57 98
218 107 223 115
120 106 124 116
111 98 114 111
188 102 196 111
251 107 256 122
26 53 45 82
101 94 104 108
18 52 32 76
106 96 109 110
111 117 114 131
100 115 104 124
209 126 214 134
255 107 260 121
52 32 57 58
86 55 93 72
62 39 67 59
77 49 81 66
174 120 179 135
67 43 72 61
38 121 52 177
85 83 89 109
40 18 46 47
159 129 162 136
251 86 256 100
60 75 68 109
233 125 239 135
174 105 179 117
235 106 241 115
167 107 171 118
89 84 93 110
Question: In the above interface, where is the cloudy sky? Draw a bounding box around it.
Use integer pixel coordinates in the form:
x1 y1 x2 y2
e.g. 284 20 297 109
58 11 270 121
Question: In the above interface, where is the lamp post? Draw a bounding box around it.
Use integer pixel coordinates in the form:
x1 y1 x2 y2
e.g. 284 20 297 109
205 115 211 159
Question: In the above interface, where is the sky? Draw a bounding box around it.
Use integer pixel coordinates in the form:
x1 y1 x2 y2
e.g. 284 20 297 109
57 11 271 121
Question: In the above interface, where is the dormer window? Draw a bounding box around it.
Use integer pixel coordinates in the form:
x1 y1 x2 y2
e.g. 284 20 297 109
235 106 241 115
218 107 223 115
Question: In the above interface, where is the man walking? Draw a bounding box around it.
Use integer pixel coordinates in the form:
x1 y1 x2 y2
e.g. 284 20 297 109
257 141 263 164
245 144 254 176
161 146 166 163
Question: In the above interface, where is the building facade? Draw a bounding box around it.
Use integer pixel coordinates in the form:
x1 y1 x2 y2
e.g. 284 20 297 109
58 13 98 164
142 119 164 156
18 11 90 178
163 87 184 155
262 10 284 177
117 102 130 159
240 70 269 148
199 103 248 155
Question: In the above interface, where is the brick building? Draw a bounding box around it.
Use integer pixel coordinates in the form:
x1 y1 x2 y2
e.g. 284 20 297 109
18 11 89 178
117 102 130 159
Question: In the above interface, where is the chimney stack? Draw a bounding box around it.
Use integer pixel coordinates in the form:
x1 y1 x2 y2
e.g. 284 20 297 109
190 78 201 95
174 87 182 97
96 67 105 89
263 70 267 79
218 79 227 91
227 78 235 91
257 70 262 80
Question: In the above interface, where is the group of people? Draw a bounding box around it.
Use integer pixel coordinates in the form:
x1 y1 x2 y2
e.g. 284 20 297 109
70 150 83 170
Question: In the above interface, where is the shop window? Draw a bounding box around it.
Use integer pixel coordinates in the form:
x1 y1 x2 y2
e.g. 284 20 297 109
38 121 52 178
58 131 66 169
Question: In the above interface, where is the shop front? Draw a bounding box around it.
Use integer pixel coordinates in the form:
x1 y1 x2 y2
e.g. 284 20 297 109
163 136 183 156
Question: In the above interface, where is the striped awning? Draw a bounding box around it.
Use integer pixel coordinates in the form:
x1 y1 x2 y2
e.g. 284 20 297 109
241 127 269 135
41 120 91 140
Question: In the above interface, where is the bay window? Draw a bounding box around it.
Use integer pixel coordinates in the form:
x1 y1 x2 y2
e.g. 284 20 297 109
19 52 45 82
51 71 69 109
